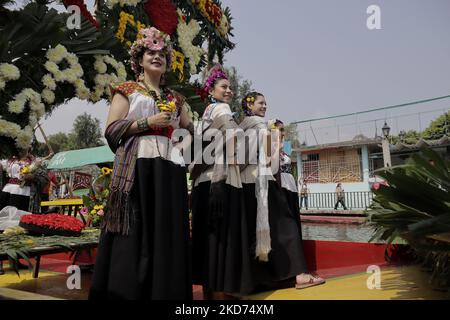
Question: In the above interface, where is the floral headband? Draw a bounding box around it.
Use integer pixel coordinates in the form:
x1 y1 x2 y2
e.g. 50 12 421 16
130 27 173 74
203 64 228 94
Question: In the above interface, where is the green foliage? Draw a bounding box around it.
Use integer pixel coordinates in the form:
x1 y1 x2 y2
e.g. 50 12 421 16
422 111 450 140
390 111 449 145
81 167 112 228
284 124 301 148
391 129 421 145
224 66 253 120
70 112 104 149
367 148 450 291
0 228 100 276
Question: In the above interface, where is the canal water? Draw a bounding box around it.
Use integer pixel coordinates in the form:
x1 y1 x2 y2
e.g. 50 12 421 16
301 222 382 243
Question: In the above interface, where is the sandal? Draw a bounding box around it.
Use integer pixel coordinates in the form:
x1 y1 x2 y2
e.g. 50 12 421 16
295 273 326 289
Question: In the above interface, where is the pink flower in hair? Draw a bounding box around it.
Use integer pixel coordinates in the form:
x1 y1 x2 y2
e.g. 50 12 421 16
140 27 168 51
203 64 229 94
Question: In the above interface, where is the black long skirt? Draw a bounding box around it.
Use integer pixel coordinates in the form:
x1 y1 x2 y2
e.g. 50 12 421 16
0 190 29 212
282 188 303 236
191 181 254 296
89 157 192 300
243 181 308 287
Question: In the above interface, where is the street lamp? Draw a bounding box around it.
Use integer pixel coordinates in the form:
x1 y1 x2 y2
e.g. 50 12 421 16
381 121 391 167
382 122 390 138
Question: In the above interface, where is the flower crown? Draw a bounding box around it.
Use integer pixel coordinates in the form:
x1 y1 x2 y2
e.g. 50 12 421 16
130 27 173 74
203 64 228 94
246 96 255 103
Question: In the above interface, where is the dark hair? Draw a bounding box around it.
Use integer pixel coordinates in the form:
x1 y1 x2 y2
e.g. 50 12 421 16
241 91 264 116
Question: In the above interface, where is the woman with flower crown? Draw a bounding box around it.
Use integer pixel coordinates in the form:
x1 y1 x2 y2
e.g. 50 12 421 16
189 64 254 299
240 92 325 290
88 27 193 300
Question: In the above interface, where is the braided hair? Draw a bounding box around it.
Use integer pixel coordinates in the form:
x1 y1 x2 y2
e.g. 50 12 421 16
241 91 264 116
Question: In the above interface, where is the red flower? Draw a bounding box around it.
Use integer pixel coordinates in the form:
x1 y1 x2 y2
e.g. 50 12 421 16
20 214 85 232
144 0 179 35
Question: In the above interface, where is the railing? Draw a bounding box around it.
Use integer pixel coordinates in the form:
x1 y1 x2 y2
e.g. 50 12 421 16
301 191 374 210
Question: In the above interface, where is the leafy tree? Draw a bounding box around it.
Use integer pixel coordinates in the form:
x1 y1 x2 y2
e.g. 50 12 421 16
284 124 301 148
70 112 104 149
422 111 450 140
391 129 421 145
225 66 253 117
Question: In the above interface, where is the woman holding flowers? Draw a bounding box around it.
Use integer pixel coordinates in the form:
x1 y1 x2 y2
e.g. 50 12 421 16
89 27 193 300
0 148 35 212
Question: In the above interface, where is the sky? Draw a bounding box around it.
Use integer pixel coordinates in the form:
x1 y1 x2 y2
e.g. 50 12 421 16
26 0 450 144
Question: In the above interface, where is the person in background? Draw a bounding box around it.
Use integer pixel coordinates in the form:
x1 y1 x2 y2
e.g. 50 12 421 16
40 170 58 213
334 182 348 210
299 181 309 210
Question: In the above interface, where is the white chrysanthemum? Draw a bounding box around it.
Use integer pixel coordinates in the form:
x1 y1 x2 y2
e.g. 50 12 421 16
8 100 24 114
15 130 32 150
47 49 63 64
74 79 85 87
117 66 127 80
77 87 91 100
48 44 68 63
95 74 107 86
0 119 21 138
177 13 204 75
54 71 65 82
41 89 55 104
42 74 57 90
45 61 59 74
71 64 84 77
0 63 20 80
94 60 107 73
64 70 77 83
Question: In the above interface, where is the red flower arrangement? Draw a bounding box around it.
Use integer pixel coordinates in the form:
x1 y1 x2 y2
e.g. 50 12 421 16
20 214 85 237
63 0 100 29
144 0 179 35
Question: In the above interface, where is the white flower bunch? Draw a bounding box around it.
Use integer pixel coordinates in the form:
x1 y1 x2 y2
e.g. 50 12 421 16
0 63 20 91
91 55 127 102
42 44 90 103
177 10 205 75
3 87 45 150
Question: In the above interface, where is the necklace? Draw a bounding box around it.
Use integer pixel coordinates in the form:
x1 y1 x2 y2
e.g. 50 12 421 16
140 81 177 113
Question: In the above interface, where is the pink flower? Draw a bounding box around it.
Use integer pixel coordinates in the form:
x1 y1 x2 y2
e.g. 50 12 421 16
140 27 168 51
97 209 104 216
80 207 88 215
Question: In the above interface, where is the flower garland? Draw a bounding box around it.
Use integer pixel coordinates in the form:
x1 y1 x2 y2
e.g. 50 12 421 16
116 11 136 47
91 55 127 102
176 10 204 75
192 0 229 36
42 44 91 103
0 63 20 91
171 49 185 81
5 88 45 149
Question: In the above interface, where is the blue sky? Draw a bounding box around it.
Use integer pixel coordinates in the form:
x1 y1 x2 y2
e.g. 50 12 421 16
31 0 450 144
